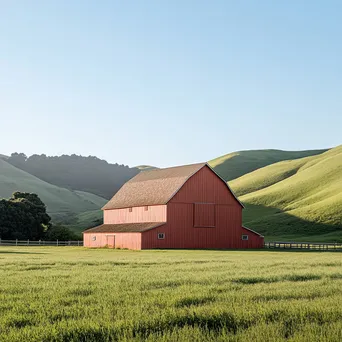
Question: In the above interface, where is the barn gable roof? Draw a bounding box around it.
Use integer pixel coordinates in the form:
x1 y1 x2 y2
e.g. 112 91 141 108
83 222 165 233
102 162 243 210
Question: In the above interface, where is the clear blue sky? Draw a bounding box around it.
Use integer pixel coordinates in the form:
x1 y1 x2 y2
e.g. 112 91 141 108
1 1 341 167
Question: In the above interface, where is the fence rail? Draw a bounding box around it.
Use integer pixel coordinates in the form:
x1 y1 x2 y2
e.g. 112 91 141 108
0 239 341 250
265 241 342 250
0 239 83 246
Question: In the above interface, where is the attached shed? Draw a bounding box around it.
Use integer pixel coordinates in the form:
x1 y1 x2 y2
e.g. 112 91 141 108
83 163 264 249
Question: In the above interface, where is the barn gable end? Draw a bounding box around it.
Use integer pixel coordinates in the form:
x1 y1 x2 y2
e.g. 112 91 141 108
169 165 243 207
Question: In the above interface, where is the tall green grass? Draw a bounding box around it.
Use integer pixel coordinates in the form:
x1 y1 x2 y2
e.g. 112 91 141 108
0 247 341 341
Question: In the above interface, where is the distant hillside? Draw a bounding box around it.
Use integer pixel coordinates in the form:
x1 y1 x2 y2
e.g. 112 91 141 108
64 210 103 234
0 158 107 222
229 146 342 242
0 154 8 159
136 165 158 171
210 149 328 181
6 153 139 199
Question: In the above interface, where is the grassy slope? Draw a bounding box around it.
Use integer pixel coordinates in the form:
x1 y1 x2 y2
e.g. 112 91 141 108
0 159 107 220
229 146 342 242
135 165 158 171
1 248 342 341
210 149 328 181
65 210 103 234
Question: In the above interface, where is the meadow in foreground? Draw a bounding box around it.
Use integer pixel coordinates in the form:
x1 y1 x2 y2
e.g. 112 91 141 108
0 247 341 341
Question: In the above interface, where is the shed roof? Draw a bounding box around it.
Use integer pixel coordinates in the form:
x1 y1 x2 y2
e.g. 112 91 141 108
103 163 207 210
83 222 165 233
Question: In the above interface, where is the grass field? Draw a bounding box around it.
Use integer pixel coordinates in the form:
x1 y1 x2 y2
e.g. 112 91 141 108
0 247 341 341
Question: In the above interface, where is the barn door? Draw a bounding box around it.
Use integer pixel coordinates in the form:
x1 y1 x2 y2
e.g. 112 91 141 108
106 235 115 248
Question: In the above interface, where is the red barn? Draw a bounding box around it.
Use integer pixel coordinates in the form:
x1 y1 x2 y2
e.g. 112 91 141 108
83 163 264 249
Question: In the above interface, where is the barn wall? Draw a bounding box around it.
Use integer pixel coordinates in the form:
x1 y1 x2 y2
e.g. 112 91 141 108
104 205 167 224
171 165 240 206
83 232 142 249
142 166 263 249
142 204 263 249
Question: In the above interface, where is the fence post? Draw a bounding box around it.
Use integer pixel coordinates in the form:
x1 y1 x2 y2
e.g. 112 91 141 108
78 241 80 247
57 239 59 247
27 239 29 246
16 239 18 246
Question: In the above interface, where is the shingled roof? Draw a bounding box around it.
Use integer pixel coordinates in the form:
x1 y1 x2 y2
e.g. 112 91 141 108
84 222 165 233
102 162 243 210
103 163 206 210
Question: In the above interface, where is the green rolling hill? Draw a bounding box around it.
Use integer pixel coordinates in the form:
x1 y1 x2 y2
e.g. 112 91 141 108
2 146 341 240
0 158 107 223
210 149 328 181
229 146 342 242
135 165 158 171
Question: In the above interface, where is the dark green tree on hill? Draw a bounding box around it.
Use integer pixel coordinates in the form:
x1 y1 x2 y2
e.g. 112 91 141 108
0 192 51 239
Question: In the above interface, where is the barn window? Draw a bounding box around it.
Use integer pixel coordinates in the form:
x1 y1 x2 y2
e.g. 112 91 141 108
144 206 148 211
157 233 165 239
242 235 249 241
92 236 96 241
193 203 215 227
128 207 133 212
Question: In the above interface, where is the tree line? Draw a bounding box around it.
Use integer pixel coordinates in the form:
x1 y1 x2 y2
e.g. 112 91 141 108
7 153 140 199
0 192 77 240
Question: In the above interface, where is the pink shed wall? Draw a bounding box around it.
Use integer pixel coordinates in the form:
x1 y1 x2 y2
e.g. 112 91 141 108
103 205 167 224
84 232 142 249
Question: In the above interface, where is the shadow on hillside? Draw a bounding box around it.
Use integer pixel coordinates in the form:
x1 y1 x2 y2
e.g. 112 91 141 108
243 203 342 243
0 250 46 255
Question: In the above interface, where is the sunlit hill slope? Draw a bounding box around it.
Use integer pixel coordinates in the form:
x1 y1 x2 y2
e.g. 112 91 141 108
229 146 342 242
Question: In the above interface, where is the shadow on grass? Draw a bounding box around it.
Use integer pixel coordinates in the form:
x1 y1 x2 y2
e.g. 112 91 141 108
0 250 46 255
233 273 322 285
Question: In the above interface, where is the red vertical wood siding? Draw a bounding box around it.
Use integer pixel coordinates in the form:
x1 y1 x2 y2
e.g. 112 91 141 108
171 165 239 206
194 203 215 227
104 205 167 224
142 166 263 249
83 232 142 249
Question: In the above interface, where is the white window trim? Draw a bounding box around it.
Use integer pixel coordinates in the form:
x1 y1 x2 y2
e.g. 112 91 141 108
157 233 165 240
242 235 249 241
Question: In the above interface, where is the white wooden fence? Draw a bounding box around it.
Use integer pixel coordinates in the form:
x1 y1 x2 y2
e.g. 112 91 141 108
264 241 342 250
0 239 83 246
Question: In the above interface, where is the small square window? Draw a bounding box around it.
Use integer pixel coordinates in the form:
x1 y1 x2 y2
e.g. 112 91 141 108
128 207 133 212
157 233 165 239
92 236 96 241
242 235 249 241
144 206 148 211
